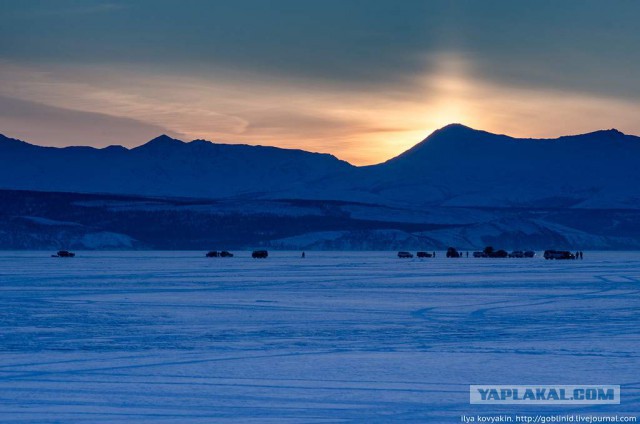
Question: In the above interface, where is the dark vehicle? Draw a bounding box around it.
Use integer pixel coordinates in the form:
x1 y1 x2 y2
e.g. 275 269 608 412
446 247 461 258
252 250 268 259
473 251 486 258
524 250 536 258
52 250 75 258
397 251 413 258
544 250 575 260
492 249 509 258
416 251 433 258
482 246 508 258
207 250 234 258
205 250 233 258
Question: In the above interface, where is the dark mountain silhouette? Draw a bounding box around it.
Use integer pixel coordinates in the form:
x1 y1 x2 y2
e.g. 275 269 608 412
2 124 639 208
0 133 353 199
346 123 640 208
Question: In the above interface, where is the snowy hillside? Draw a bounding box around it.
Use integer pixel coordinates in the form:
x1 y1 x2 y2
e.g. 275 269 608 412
2 189 640 250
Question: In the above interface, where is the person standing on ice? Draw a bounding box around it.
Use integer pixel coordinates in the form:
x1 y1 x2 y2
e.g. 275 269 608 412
301 251 305 258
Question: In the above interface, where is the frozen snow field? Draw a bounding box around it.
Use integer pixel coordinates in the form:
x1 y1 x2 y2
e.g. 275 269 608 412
0 251 638 422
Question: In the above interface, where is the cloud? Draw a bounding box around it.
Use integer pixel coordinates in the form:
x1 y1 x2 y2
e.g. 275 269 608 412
0 95 180 147
2 1 640 164
1 57 639 166
2 1 127 18
0 61 423 163
3 1 639 101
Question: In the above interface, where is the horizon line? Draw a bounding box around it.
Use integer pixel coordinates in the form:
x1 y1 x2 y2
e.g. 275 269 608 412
0 123 635 167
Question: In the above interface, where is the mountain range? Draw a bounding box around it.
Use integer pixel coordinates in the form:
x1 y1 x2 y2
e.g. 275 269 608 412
2 123 639 209
1 124 640 250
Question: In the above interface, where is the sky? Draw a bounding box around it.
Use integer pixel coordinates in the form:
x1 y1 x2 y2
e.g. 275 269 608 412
1 0 639 165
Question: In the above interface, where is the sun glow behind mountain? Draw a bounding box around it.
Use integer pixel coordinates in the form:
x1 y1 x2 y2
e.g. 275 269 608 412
1 2 640 165
3 54 638 166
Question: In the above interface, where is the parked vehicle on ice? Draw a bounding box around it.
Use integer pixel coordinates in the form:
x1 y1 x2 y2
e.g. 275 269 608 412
52 250 75 258
524 250 536 258
481 246 508 258
206 250 234 258
446 247 461 258
397 251 413 258
473 251 486 258
252 250 269 259
544 250 575 260
416 251 433 258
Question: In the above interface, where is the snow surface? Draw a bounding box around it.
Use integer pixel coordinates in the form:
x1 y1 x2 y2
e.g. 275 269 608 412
20 216 83 227
0 251 638 422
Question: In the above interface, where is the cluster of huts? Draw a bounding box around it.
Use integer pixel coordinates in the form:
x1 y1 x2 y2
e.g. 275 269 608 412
206 250 269 259
397 247 536 259
398 247 583 260
543 250 583 260
397 251 435 258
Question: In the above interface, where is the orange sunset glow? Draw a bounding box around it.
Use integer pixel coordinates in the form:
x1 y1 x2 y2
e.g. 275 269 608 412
1 2 639 165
